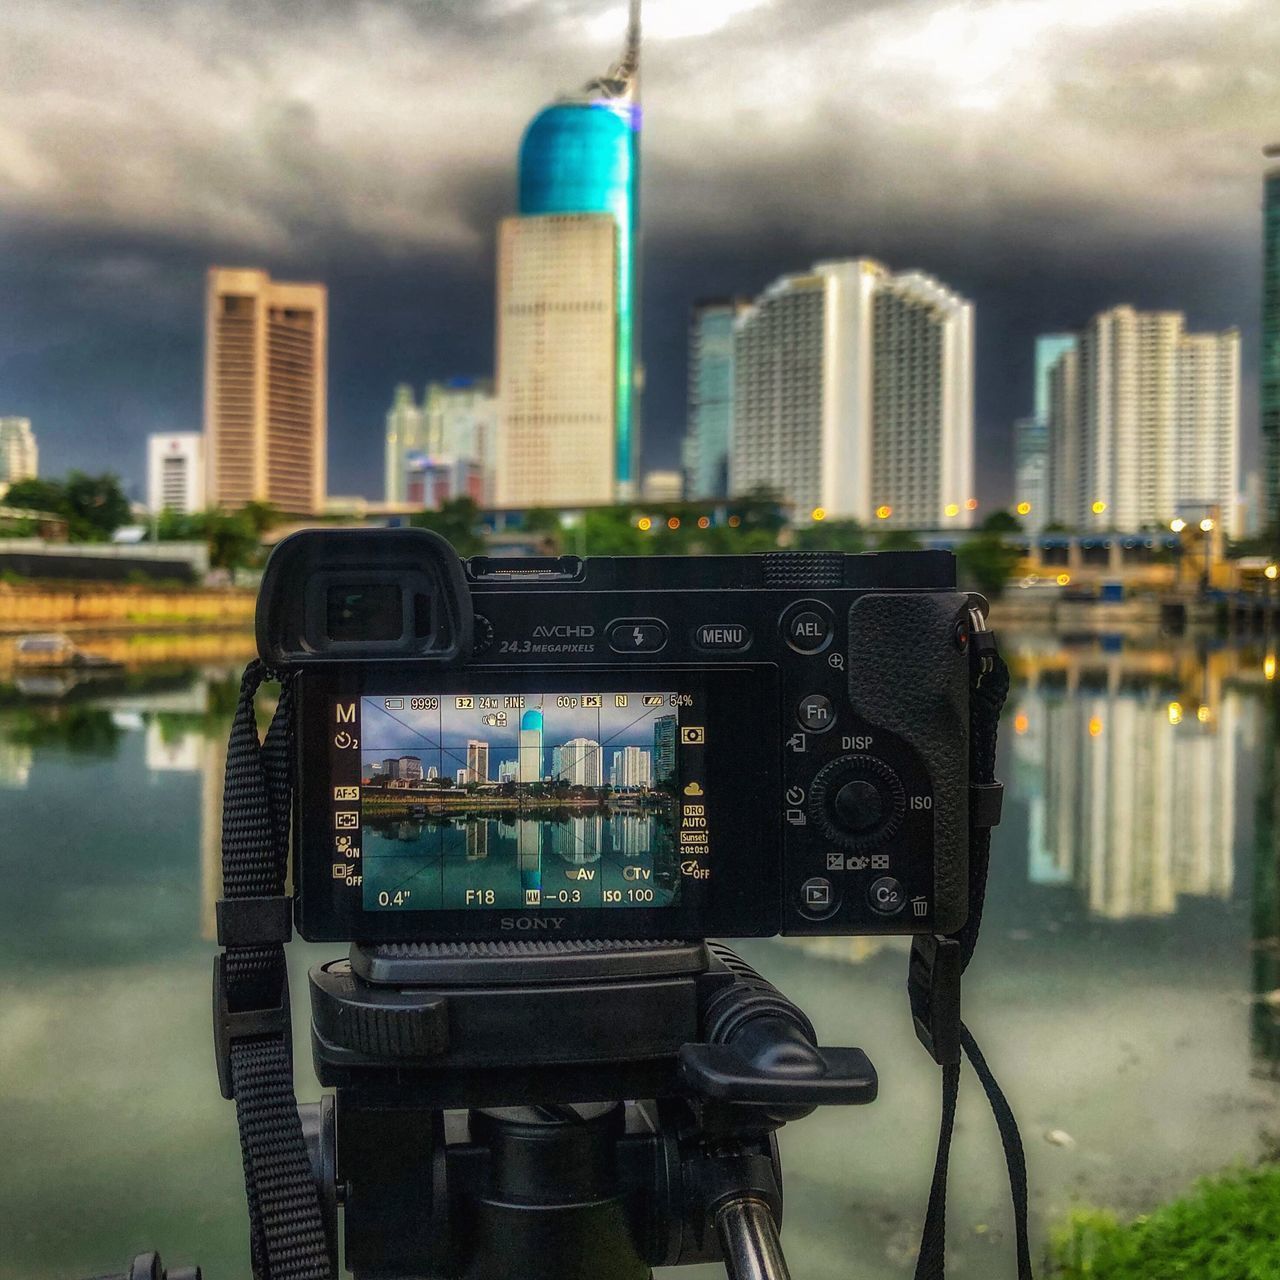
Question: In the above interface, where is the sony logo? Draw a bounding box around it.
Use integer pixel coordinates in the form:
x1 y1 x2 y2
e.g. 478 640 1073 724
532 624 596 638
499 916 567 931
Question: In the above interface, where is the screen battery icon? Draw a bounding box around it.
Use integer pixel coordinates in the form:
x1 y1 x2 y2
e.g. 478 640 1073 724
383 698 405 710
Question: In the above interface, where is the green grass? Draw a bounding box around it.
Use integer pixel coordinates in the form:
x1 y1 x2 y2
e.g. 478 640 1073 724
1049 1165 1280 1278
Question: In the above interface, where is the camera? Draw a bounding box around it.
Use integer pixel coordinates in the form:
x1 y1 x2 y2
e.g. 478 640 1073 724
259 527 977 944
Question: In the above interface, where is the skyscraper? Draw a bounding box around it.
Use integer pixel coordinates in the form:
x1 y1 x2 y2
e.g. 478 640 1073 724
684 299 747 499
519 708 544 783
204 267 327 514
1012 418 1048 534
385 379 497 508
617 746 652 789
730 259 974 527
495 1 641 505
147 433 205 514
0 417 38 488
465 740 490 785
1045 307 1240 534
652 715 677 787
555 738 603 786
1264 144 1280 533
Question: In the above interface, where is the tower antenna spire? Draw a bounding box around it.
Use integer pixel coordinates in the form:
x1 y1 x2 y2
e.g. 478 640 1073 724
584 0 641 101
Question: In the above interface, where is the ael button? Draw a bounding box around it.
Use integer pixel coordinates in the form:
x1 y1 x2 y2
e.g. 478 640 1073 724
607 618 668 654
781 601 835 654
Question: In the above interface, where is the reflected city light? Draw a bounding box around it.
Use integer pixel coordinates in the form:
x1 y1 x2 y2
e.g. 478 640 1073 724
1199 517 1215 533
811 506 826 521
727 515 741 528
1266 655 1277 682
697 515 710 529
1088 716 1103 737
1170 517 1187 533
1091 500 1107 515
964 497 978 510
875 504 892 519
1014 712 1029 735
1057 572 1071 586
1266 564 1279 581
666 516 680 529
944 502 960 517
1168 701 1184 725
1196 705 1211 724
1016 501 1032 516
637 516 652 531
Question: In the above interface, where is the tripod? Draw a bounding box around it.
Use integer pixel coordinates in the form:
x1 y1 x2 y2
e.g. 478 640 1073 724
297 938 878 1279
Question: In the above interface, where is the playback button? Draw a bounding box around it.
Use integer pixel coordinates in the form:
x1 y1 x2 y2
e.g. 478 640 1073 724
798 876 840 920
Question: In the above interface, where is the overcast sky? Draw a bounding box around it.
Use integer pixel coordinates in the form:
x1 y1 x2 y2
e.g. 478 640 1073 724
1 0 1276 507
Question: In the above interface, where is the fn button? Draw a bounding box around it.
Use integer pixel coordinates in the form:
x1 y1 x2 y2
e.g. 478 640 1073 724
797 693 835 732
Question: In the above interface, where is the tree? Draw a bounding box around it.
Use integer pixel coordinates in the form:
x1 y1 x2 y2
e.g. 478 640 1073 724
4 473 130 541
955 533 1023 598
240 501 281 537
980 510 1023 535
206 512 260 571
791 519 866 553
410 497 485 557
522 508 564 553
876 529 923 552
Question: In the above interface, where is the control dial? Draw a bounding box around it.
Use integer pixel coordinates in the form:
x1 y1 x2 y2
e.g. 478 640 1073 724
808 754 905 849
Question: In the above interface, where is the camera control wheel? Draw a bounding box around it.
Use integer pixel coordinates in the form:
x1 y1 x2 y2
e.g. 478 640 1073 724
807 755 905 848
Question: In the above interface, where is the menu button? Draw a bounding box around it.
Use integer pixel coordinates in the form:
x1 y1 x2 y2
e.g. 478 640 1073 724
693 623 752 653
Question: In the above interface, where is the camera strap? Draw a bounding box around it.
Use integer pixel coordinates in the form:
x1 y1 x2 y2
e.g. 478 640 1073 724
214 661 333 1280
907 620 1031 1279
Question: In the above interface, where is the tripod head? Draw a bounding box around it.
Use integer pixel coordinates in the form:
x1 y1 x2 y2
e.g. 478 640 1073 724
297 938 877 1279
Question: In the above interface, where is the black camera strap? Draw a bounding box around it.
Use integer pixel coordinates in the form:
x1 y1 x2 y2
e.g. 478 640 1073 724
907 620 1031 1280
214 661 332 1280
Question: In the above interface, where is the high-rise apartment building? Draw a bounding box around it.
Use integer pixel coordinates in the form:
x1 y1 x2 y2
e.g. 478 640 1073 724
552 738 602 787
146 433 205 514
684 299 748 500
1264 145 1280 533
730 259 974 527
1044 307 1239 534
616 746 652 789
384 379 496 507
495 215 619 507
0 417 38 487
496 2 641 506
204 267 327 514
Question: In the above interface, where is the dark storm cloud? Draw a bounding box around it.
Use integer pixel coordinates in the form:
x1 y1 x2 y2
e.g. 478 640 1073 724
0 0 1275 503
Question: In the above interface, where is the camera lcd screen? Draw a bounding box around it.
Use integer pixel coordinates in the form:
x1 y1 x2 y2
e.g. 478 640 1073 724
331 689 705 914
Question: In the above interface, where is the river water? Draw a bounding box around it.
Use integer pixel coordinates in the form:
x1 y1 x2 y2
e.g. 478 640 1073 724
1 633 1277 1279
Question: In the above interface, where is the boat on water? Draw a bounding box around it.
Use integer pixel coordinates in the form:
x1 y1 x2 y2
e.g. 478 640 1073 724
11 633 123 671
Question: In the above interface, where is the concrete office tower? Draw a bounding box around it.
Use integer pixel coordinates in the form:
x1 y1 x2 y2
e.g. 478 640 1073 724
1045 307 1240 534
0 417 38 487
495 214 619 507
519 708 544 783
147 433 205 514
398 756 424 782
730 259 974 527
204 267 327 514
497 0 641 505
384 379 497 507
1264 145 1280 532
465 740 490 785
684 299 748 499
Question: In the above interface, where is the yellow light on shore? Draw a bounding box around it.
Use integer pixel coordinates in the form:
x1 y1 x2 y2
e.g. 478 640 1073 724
875 505 892 520
637 516 652 531
1013 712 1029 735
1265 654 1277 682
697 515 710 529
1091 500 1107 515
1199 517 1215 533
1056 572 1071 586
1088 716 1103 738
1196 705 1211 724
667 516 681 530
1015 501 1032 516
1170 518 1186 533
1266 563 1279 581
727 515 741 528
811 507 827 522
964 498 978 511
944 503 960 517
1167 701 1183 725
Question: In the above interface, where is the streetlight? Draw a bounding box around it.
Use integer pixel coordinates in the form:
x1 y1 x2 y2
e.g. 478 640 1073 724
1091 500 1107 516
1266 564 1279 581
1016 501 1032 517
1199 517 1215 533
1170 518 1186 533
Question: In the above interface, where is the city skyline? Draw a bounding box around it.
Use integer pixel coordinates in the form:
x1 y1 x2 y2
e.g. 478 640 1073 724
0 1 1272 509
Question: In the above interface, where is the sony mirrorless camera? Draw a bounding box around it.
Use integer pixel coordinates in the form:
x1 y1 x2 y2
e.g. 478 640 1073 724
258 528 977 944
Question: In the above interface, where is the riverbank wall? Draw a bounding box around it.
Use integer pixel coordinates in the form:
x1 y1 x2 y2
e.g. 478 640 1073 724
0 583 255 633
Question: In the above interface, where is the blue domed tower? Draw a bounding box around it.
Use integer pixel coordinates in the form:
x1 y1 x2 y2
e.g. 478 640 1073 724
515 1 641 498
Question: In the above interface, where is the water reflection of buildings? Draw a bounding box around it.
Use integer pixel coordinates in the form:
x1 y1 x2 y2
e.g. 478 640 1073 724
0 739 33 788
1012 645 1248 920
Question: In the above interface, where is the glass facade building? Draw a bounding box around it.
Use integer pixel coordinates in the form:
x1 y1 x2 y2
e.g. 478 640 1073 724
1263 156 1280 532
684 300 745 499
518 100 640 496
